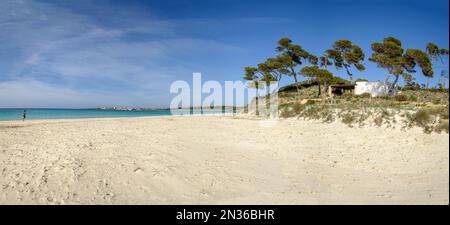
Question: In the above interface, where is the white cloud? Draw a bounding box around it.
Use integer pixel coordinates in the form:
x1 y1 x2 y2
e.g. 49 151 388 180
0 0 248 107
0 78 176 108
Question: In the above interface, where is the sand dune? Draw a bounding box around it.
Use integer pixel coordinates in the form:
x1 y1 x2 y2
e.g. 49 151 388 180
0 116 448 204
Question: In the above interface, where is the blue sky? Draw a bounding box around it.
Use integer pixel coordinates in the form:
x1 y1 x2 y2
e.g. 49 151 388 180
0 0 448 108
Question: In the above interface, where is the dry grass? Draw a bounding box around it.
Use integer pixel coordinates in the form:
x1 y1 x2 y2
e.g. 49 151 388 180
266 85 449 134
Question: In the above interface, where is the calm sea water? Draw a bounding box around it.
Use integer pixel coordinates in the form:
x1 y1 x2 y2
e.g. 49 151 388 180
0 108 230 121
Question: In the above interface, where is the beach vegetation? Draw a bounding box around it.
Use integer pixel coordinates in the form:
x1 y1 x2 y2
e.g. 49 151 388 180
369 37 433 94
299 66 334 97
244 38 318 98
355 78 368 82
244 36 449 134
324 40 366 82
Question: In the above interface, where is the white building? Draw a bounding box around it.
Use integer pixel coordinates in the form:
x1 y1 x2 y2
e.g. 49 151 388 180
355 81 396 97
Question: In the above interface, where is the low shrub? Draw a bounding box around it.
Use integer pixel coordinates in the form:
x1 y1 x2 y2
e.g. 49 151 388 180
431 98 442 105
409 95 418 102
409 109 433 127
373 116 383 127
359 92 372 98
435 120 449 133
394 94 408 102
339 111 357 127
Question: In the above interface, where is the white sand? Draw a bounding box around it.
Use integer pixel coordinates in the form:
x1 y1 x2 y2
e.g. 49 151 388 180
0 115 448 204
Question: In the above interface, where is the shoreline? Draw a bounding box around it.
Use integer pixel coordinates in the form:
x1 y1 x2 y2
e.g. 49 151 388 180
0 113 446 132
0 114 235 124
0 110 236 122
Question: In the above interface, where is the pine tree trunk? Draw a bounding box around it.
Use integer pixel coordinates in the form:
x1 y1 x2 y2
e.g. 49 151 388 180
384 74 391 84
388 75 399 95
290 66 300 99
293 74 301 101
345 65 353 83
318 81 321 97
384 74 391 95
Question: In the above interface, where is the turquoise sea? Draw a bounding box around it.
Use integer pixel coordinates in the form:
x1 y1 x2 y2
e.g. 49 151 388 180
0 108 230 121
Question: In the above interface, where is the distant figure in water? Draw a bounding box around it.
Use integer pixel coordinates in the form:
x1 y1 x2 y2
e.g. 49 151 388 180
22 110 27 121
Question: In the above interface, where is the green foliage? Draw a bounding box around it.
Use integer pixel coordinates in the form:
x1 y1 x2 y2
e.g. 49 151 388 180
275 37 319 89
278 80 317 92
426 43 449 90
244 67 265 89
340 111 357 126
358 92 372 98
257 56 290 81
409 95 418 102
394 94 408 102
401 81 421 91
300 66 333 81
276 38 317 66
319 55 333 67
277 75 350 94
244 67 258 81
329 76 351 84
405 49 433 77
245 37 319 93
299 66 334 96
324 40 365 82
369 37 434 94
369 37 405 73
426 43 449 62
245 37 447 99
409 109 432 127
244 56 292 89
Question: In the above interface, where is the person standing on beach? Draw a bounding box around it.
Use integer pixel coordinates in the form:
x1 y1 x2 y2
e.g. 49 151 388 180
22 110 27 121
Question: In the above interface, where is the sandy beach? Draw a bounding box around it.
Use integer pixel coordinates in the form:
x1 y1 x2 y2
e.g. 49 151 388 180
0 115 448 204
